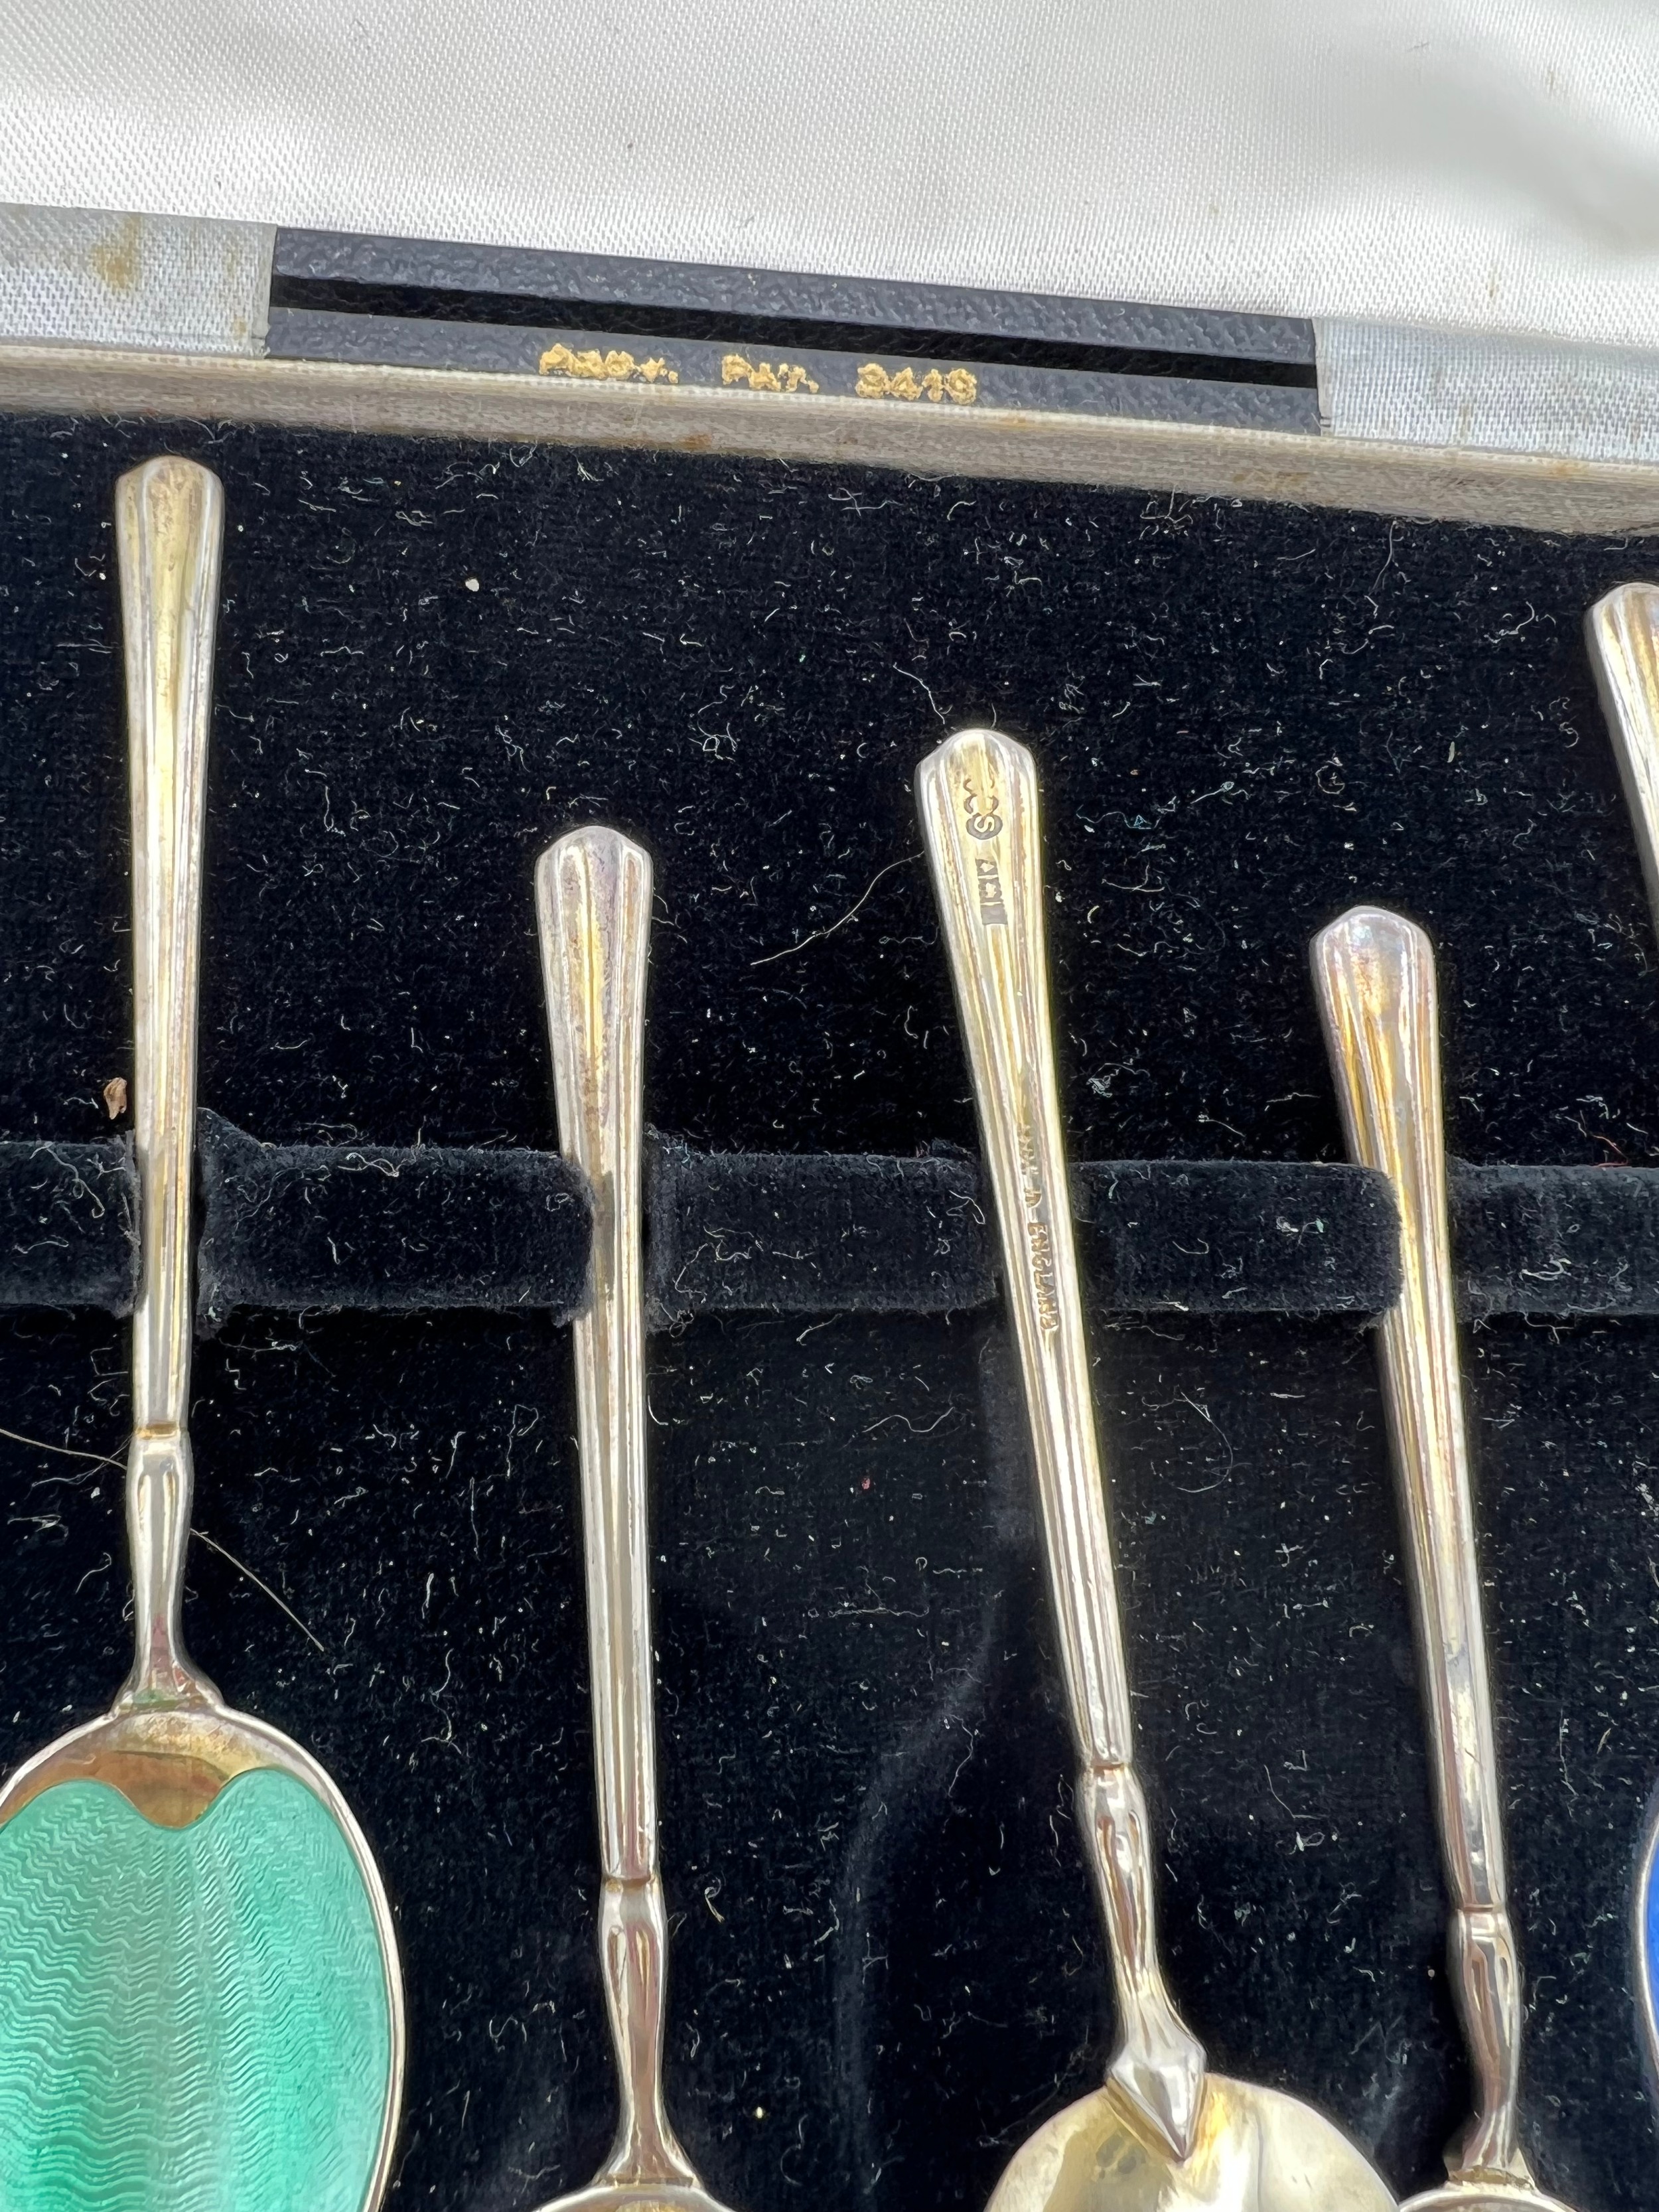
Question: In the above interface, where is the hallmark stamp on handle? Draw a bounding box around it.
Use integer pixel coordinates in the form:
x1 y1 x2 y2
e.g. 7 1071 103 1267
962 773 1007 925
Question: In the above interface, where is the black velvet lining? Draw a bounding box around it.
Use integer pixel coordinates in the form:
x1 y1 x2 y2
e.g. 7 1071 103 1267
18 1126 1659 1328
0 1138 135 1311
9 414 1659 2212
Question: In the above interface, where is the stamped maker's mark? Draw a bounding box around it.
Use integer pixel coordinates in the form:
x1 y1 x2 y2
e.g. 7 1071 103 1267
962 774 1007 926
1017 1120 1060 1331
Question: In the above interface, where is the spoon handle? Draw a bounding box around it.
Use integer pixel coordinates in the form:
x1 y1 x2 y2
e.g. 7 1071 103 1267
918 729 1204 2164
1313 907 1534 2191
116 455 222 1708
1587 583 1659 934
538 826 699 2192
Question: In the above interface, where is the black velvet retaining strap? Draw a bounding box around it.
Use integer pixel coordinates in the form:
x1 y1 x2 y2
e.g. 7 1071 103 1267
645 1141 1402 1321
646 1141 992 1321
1451 1161 1659 1321
4 1117 1659 1323
194 1111 591 1330
1075 1157 1400 1318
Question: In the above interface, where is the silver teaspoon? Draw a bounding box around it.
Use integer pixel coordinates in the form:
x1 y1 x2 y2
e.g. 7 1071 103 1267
533 826 744 2212
1314 905 1575 2212
920 728 1394 2212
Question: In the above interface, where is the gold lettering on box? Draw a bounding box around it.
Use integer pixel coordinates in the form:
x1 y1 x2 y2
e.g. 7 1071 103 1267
538 344 679 384
855 362 978 404
721 353 821 394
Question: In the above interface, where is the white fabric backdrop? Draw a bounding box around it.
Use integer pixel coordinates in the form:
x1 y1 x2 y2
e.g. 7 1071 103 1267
3 0 1659 351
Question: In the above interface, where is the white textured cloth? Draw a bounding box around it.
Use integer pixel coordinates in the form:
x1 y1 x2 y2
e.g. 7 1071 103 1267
2 1 1658 352
0 205 270 353
1319 319 1659 464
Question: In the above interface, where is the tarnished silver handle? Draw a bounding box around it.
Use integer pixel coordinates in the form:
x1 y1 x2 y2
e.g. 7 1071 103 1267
1587 583 1659 932
537 826 698 2192
1313 906 1534 2192
917 728 1204 2163
116 455 222 1710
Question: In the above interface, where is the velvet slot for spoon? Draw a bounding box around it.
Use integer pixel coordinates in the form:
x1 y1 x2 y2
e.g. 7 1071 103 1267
918 727 1393 2212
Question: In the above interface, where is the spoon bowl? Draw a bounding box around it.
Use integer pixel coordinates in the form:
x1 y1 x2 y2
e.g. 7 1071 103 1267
0 1690 396 1844
538 2188 745 2212
989 2075 1398 2212
1400 2191 1575 2212
0 1696 403 2206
